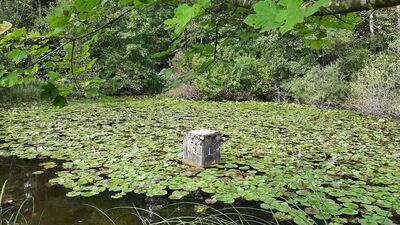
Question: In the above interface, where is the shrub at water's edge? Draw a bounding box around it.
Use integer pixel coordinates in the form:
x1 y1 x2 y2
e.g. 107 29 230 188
0 80 43 103
350 54 400 117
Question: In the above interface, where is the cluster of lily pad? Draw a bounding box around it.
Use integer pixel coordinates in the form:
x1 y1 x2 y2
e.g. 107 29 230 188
1 97 399 225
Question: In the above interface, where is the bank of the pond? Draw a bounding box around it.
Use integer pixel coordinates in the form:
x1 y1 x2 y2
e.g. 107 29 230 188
1 97 399 225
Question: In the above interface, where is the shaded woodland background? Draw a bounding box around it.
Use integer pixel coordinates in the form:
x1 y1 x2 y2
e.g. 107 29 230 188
1 1 400 116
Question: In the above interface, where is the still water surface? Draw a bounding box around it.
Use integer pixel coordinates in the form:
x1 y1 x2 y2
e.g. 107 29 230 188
0 157 271 225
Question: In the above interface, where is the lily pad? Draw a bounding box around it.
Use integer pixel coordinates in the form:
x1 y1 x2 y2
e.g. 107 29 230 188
340 208 358 215
32 170 44 175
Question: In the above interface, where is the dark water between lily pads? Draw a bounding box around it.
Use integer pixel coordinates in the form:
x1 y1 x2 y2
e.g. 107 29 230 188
0 157 274 225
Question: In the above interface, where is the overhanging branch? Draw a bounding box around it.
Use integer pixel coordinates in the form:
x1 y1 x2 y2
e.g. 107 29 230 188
318 0 400 15
232 0 400 15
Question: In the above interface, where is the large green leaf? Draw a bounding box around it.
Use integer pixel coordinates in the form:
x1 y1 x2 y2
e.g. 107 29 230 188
164 0 210 36
119 0 153 6
277 0 306 33
41 82 59 99
46 3 71 30
165 4 196 35
0 71 19 87
6 49 28 64
75 0 101 12
40 82 68 107
245 0 330 33
244 0 281 32
46 71 61 80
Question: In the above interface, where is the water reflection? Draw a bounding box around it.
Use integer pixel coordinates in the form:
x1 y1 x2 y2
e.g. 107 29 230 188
0 157 177 225
0 157 273 225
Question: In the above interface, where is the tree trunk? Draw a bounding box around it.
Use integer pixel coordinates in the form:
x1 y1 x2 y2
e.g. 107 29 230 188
232 0 400 15
38 0 42 18
397 6 400 28
369 10 375 37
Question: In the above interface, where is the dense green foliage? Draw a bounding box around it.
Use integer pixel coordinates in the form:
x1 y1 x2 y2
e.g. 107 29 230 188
158 6 399 116
283 63 349 106
195 54 271 100
1 97 400 224
0 0 389 107
351 53 400 116
90 5 172 96
1 0 399 116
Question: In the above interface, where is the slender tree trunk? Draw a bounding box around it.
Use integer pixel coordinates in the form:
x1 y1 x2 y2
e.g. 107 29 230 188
369 10 375 38
397 6 400 53
38 0 42 18
397 6 400 28
0 0 3 20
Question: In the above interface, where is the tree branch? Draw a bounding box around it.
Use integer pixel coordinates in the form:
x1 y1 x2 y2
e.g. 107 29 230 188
70 40 82 92
213 6 238 61
232 0 400 15
22 7 136 79
213 20 220 61
317 0 400 15
74 7 135 41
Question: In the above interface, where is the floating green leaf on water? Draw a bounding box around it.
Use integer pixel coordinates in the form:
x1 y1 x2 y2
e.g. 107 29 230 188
32 170 44 175
342 202 359 209
340 208 358 215
66 191 81 197
273 212 293 221
169 190 189 200
39 161 57 169
145 188 168 197
194 205 207 213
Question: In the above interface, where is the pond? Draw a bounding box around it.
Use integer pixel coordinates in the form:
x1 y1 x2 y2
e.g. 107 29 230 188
1 97 400 224
0 157 273 225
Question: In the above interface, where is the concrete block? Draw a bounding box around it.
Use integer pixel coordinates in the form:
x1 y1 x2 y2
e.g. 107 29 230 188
183 129 221 168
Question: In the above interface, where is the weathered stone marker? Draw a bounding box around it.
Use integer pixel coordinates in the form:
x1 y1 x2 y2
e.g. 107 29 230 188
183 129 221 168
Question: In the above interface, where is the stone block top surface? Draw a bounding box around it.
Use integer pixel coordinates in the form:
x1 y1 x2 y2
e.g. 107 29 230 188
189 129 219 136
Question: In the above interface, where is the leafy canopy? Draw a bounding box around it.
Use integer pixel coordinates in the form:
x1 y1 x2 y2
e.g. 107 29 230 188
244 0 331 33
0 0 364 106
